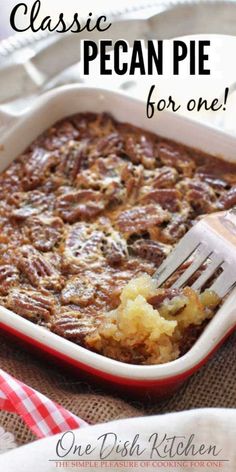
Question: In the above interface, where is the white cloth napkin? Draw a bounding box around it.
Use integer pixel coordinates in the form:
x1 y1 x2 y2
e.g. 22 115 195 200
0 408 235 471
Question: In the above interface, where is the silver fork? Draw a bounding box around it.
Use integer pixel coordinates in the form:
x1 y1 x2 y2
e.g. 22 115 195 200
153 209 236 298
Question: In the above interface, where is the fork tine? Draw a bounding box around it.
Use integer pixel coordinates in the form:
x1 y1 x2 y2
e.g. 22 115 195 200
154 210 236 297
191 252 224 291
172 244 212 289
208 264 236 298
153 230 200 288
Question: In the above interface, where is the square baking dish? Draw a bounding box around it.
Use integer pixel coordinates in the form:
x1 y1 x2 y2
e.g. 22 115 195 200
0 85 235 399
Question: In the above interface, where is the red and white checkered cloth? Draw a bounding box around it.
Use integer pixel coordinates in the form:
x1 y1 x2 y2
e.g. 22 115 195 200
0 368 88 438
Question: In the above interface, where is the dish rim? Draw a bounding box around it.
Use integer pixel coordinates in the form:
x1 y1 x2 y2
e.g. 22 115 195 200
0 84 235 382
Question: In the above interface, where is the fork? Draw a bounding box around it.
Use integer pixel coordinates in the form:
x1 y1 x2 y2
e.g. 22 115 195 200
153 209 236 298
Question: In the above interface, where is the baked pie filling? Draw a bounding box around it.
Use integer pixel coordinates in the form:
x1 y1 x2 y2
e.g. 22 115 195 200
0 112 235 364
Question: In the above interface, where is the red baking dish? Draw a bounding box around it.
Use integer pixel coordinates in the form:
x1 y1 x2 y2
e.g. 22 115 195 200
0 85 235 398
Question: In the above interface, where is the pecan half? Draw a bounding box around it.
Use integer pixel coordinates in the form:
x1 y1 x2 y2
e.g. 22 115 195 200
55 189 105 222
140 189 182 212
124 134 156 168
218 185 236 210
26 215 63 252
196 172 228 190
0 264 19 295
22 148 60 190
51 314 97 345
17 245 62 290
177 178 216 214
117 204 170 235
161 214 189 244
121 163 143 200
63 223 105 270
0 163 23 198
151 166 178 189
95 132 122 157
130 239 171 265
158 142 195 176
57 140 88 180
9 191 55 221
7 288 55 322
40 120 79 151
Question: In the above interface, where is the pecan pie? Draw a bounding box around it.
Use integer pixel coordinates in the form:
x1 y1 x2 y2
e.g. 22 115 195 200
0 112 235 365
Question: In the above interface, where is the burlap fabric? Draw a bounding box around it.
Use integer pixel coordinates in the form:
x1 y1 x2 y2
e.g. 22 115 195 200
0 331 235 446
